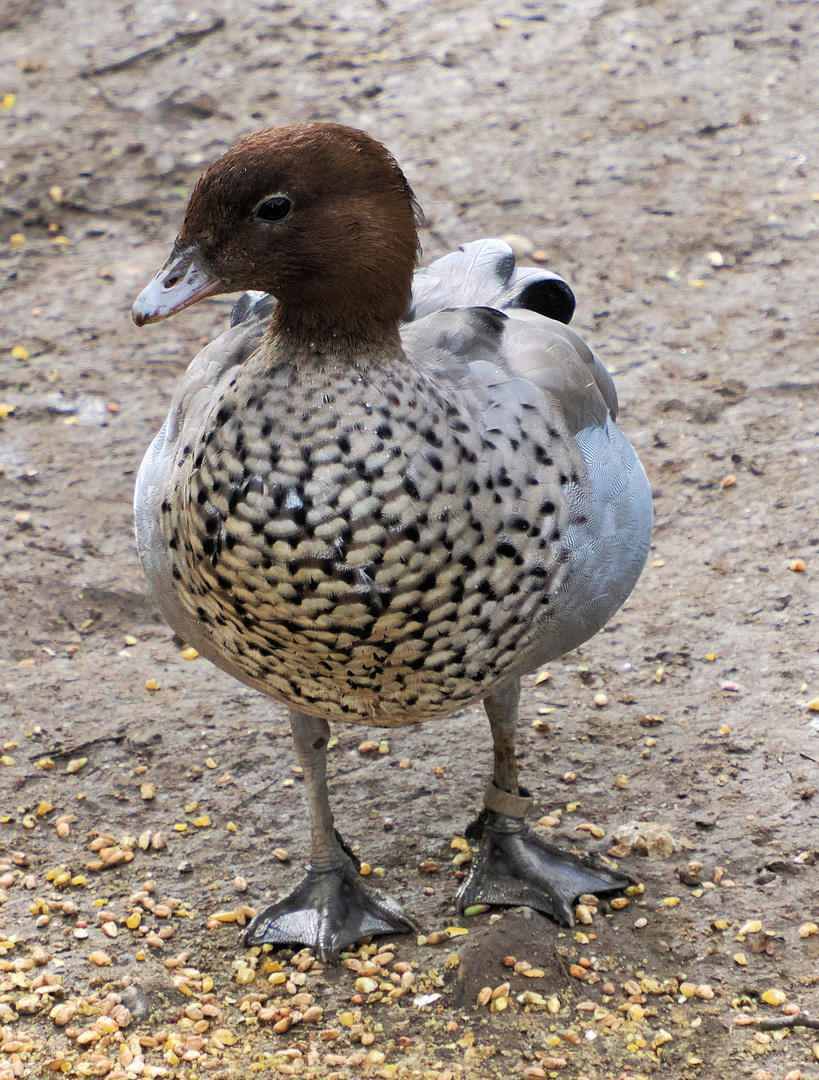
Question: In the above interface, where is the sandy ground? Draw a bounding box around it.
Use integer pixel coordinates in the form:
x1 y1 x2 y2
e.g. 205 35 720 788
1 1 818 1078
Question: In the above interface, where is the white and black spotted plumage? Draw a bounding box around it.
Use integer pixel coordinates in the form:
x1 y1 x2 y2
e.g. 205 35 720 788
136 239 652 727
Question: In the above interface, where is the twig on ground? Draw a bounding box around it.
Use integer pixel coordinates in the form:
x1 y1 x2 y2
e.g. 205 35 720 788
81 16 225 78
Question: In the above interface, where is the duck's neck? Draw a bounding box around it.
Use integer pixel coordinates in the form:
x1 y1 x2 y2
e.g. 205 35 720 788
265 301 404 366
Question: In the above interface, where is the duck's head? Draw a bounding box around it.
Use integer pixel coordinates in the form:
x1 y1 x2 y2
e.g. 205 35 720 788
132 123 421 346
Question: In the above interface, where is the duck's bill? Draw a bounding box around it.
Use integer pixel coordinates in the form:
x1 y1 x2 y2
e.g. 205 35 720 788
132 245 223 326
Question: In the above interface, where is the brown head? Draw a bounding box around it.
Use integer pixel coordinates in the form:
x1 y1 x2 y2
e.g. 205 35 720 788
132 123 421 349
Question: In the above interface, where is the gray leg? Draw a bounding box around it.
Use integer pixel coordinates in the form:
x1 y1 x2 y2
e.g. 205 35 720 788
244 709 416 960
290 712 345 871
485 682 521 794
457 679 633 924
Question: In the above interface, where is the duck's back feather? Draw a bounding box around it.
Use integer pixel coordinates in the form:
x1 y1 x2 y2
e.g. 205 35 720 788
406 238 576 326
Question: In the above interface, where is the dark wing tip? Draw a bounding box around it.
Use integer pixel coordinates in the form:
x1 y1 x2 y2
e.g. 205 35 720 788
513 278 576 325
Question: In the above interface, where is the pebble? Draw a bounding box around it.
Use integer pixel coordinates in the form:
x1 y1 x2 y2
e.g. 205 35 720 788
760 988 787 1006
612 821 676 859
499 233 534 258
738 919 762 936
575 904 593 925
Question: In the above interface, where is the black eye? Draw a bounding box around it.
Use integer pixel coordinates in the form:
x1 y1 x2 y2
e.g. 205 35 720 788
255 195 293 223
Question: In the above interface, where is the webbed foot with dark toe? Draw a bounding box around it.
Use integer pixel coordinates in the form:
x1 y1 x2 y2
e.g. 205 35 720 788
244 859 416 962
456 808 633 925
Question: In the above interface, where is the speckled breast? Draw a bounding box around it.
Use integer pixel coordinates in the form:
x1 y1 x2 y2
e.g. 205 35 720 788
160 353 584 726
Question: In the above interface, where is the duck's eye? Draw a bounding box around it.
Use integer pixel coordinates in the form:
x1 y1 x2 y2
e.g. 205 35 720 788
255 195 293 223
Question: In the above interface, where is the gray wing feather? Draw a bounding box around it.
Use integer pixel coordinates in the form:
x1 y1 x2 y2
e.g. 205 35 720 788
405 239 575 325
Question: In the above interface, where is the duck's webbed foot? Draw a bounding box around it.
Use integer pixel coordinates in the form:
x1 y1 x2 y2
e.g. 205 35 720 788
244 710 416 962
244 853 416 961
457 788 632 925
460 682 635 925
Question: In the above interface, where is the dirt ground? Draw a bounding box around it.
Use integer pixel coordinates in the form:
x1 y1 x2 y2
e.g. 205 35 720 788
1 0 818 1078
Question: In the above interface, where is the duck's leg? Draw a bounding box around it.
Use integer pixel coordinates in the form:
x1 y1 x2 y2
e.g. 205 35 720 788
457 679 632 924
244 710 416 961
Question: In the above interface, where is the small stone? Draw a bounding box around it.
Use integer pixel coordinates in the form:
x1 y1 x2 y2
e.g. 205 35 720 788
575 904 593 925
760 988 787 1007
593 693 608 708
499 233 535 258
706 250 725 267
738 919 762 936
50 1001 78 1026
612 821 676 859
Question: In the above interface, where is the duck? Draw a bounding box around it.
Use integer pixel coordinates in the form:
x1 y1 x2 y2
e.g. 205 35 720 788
132 122 653 962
